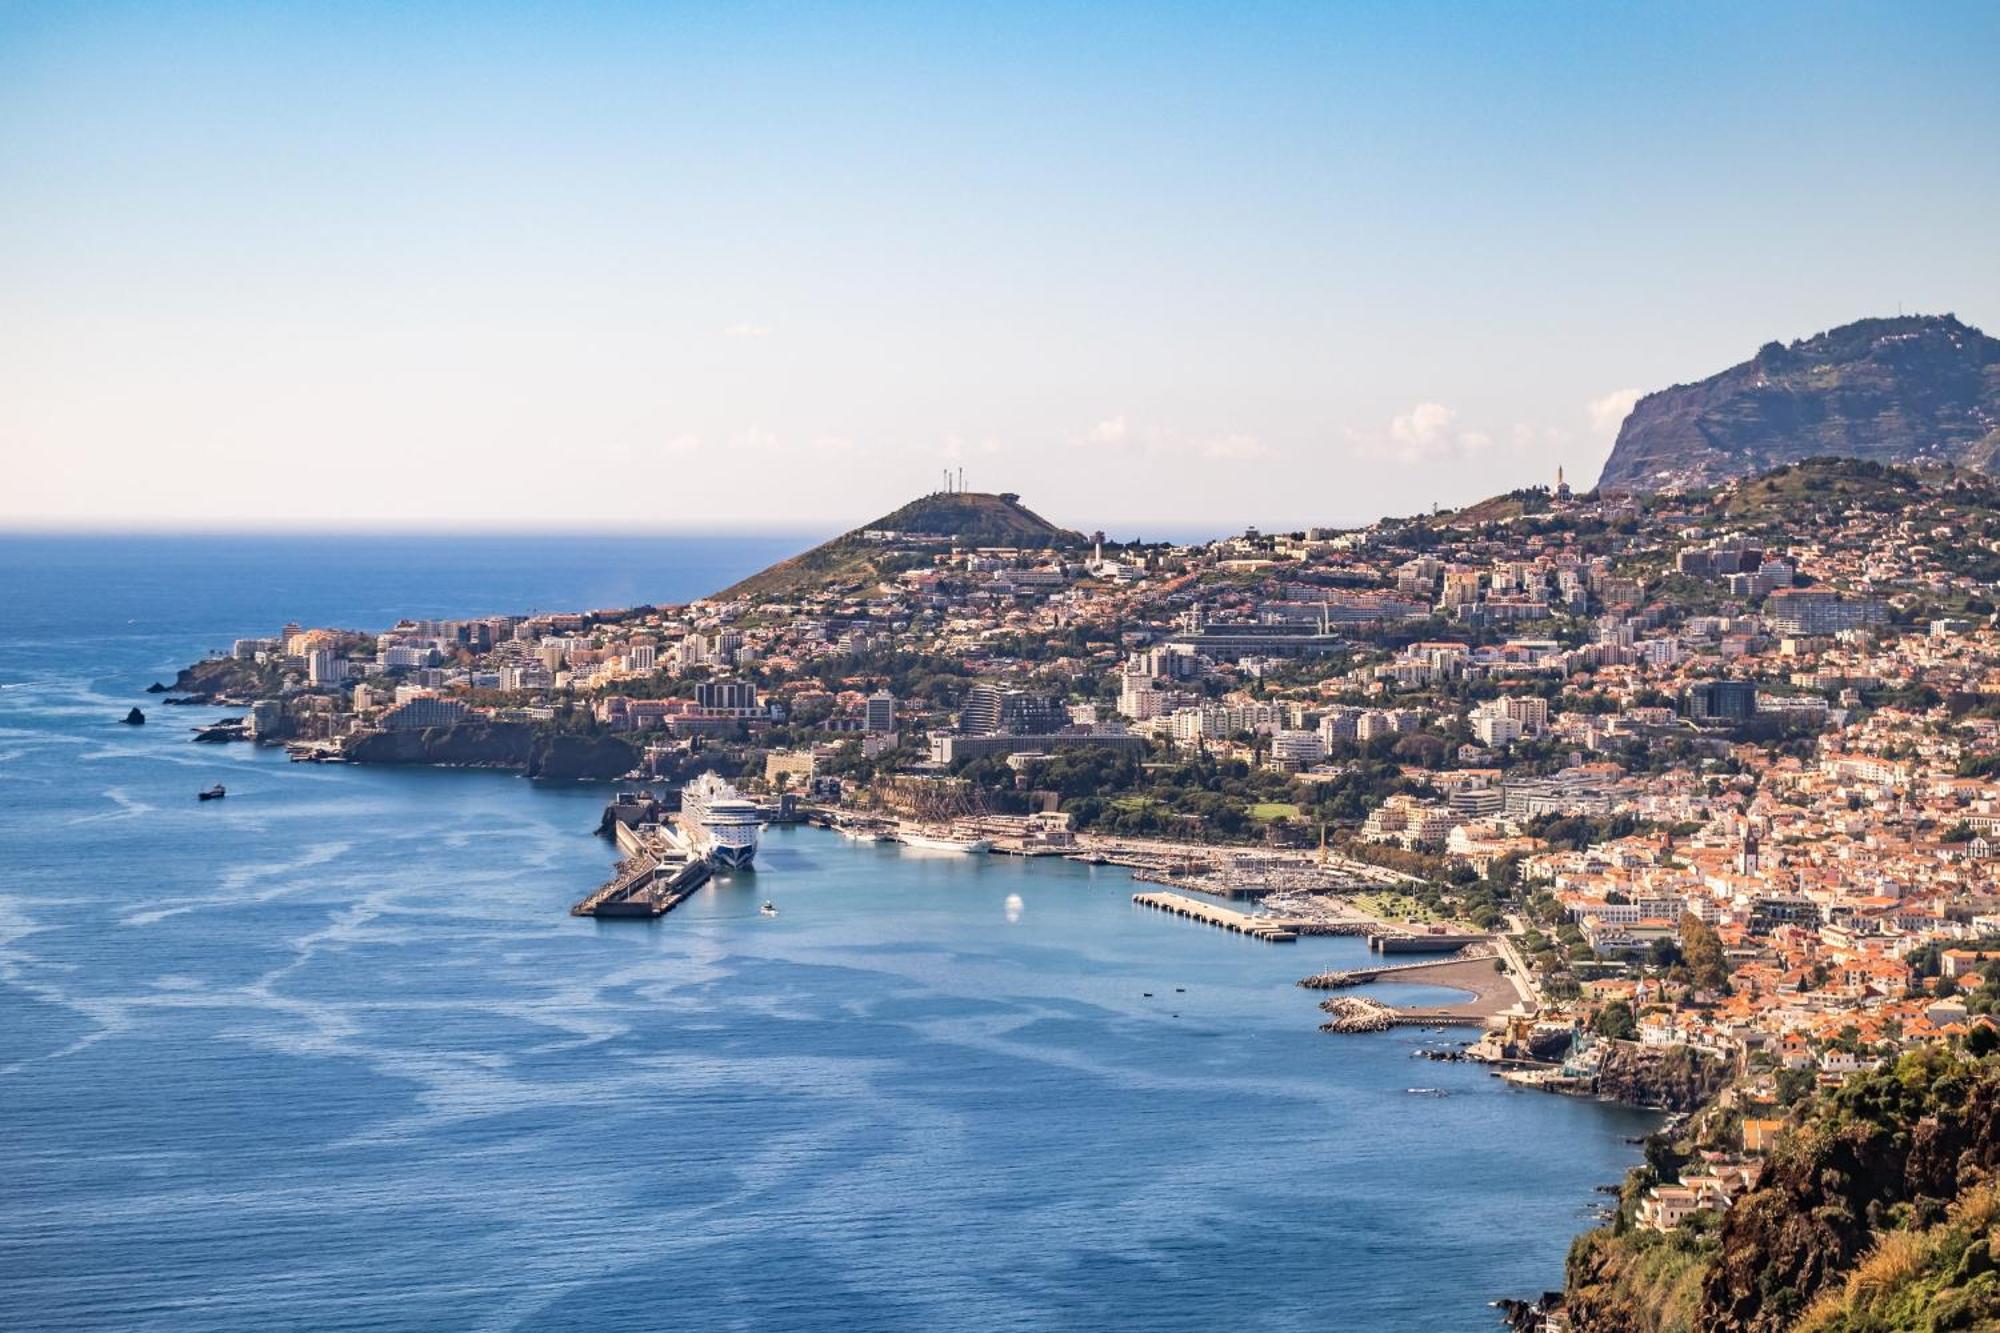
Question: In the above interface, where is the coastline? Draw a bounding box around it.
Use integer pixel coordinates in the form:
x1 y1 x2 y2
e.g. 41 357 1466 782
0 536 1668 1330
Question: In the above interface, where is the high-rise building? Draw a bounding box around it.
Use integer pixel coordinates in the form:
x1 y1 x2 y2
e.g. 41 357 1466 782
376 696 469 731
694 679 760 714
307 649 346 686
960 684 1067 736
1498 695 1549 734
864 690 896 733
1118 670 1167 720
1764 589 1886 636
1684 680 1758 723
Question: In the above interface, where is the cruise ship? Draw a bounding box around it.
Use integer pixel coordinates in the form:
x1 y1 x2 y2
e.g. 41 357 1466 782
898 828 993 854
676 772 763 870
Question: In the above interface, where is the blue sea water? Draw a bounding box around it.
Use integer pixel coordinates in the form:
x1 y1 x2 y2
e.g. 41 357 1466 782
0 535 1650 1332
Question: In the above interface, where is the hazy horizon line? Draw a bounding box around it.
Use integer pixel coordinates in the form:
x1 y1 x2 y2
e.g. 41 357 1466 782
0 517 1248 543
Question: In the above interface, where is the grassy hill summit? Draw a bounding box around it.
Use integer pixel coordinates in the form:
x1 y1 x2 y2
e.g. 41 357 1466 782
712 489 1087 602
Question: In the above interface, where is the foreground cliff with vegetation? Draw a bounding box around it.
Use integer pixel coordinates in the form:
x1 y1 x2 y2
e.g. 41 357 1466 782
1556 1044 2000 1332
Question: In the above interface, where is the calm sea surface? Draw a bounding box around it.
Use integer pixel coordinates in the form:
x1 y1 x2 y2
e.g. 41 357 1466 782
0 535 1649 1332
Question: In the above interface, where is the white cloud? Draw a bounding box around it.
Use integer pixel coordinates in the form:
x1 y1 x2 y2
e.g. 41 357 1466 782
1086 415 1131 447
1077 414 1272 463
722 322 771 339
1390 402 1458 451
1376 402 1494 463
1198 433 1272 461
941 433 1004 460
1588 387 1642 435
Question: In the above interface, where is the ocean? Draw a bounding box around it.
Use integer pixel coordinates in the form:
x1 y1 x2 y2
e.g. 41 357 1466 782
0 534 1650 1332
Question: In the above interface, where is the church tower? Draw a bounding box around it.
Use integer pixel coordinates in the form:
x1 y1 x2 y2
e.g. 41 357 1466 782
1736 828 1760 876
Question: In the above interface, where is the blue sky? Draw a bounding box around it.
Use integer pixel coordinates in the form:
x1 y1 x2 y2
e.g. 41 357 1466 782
3 2 1996 535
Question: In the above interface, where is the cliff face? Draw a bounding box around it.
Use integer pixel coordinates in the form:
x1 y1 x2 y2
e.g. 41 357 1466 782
1560 1049 2000 1333
1596 1041 1733 1112
345 723 637 781
1597 314 2000 493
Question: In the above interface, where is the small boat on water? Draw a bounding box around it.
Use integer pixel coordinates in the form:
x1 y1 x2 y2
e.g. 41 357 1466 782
197 784 226 801
759 901 779 917
837 827 881 843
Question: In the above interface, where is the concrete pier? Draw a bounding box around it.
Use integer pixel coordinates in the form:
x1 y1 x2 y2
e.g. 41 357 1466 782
1131 891 1301 942
1298 950 1490 988
572 840 712 919
1369 931 1488 954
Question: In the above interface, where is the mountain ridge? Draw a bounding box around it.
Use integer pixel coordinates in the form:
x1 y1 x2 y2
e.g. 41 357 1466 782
1597 313 2000 493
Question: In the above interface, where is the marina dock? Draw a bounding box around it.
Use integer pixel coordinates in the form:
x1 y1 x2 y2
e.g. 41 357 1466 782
1131 891 1302 942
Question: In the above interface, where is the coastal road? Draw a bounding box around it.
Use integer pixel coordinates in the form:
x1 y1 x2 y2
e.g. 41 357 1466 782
1496 914 1539 1013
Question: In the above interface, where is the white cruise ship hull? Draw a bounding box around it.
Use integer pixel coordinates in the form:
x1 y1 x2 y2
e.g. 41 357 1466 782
899 833 992 853
708 837 759 871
